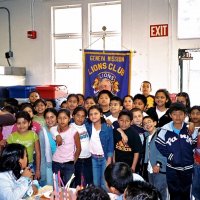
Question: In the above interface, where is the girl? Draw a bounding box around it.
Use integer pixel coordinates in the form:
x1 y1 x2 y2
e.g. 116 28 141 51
33 99 47 127
29 91 40 106
77 93 85 106
51 109 81 185
146 89 172 127
39 108 57 186
0 143 38 199
66 94 79 118
84 96 97 111
7 111 41 180
12 103 41 134
71 106 93 187
122 95 134 111
86 105 114 190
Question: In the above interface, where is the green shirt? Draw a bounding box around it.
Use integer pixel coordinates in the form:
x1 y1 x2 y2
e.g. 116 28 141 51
7 131 38 163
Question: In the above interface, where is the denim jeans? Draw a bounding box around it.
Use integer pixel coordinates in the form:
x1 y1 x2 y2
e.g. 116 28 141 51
192 164 200 200
148 172 168 200
52 161 74 186
92 156 107 191
75 157 93 187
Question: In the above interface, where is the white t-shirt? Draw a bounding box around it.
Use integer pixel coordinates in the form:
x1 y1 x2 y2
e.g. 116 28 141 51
156 107 167 119
70 123 91 158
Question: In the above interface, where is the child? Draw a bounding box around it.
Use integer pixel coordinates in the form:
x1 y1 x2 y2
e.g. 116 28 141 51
147 89 172 127
97 90 113 117
39 108 57 186
33 99 47 127
7 111 41 180
132 94 148 116
84 96 97 111
66 94 79 117
45 99 56 109
0 143 39 199
77 93 85 106
122 95 134 111
28 91 40 106
113 109 142 173
155 102 197 200
143 116 168 200
105 96 123 126
104 162 133 200
50 109 81 185
12 103 41 134
86 105 114 190
140 81 154 110
71 106 93 187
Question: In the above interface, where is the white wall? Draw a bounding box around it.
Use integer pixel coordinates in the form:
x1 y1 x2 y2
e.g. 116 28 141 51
0 0 200 95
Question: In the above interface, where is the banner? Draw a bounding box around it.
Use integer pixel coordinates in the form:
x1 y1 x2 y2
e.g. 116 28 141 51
83 50 132 99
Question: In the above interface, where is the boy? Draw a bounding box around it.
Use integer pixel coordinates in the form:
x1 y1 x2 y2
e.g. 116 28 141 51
97 90 113 117
104 162 133 200
132 94 148 116
113 110 142 173
143 116 167 200
155 102 197 200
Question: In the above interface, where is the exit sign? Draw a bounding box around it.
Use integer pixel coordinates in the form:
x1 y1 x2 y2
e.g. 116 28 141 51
150 24 168 37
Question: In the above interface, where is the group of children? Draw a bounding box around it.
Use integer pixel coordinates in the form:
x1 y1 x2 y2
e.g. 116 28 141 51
0 80 199 200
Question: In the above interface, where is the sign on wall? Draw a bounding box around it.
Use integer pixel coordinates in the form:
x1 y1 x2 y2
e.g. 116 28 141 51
150 24 168 37
83 50 132 98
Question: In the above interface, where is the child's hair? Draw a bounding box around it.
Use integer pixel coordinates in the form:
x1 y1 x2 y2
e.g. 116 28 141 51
76 185 110 200
176 92 191 110
118 109 133 121
0 143 27 179
44 108 58 118
72 106 87 117
104 162 133 194
87 105 106 124
67 94 79 103
189 105 200 114
15 111 32 130
142 116 156 127
33 98 47 107
60 100 67 107
57 109 71 119
124 181 161 200
168 102 187 114
77 93 85 100
3 98 19 107
20 103 34 112
110 96 123 106
85 96 97 102
131 107 143 114
133 94 147 106
29 90 40 98
122 95 134 103
97 89 113 101
45 99 57 108
141 81 152 88
154 89 172 108
2 105 18 114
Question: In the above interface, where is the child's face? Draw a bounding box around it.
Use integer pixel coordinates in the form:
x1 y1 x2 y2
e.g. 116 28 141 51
61 102 68 109
98 94 110 107
118 115 131 130
84 98 96 111
170 110 186 125
46 101 54 108
19 150 28 169
35 102 46 115
89 108 101 123
45 111 57 128
29 92 40 104
67 97 79 111
109 100 123 115
16 117 31 133
23 107 34 118
123 97 133 111
77 95 84 106
143 117 156 134
140 82 151 96
73 110 86 126
190 109 200 124
176 96 187 107
133 99 146 111
132 110 143 126
155 92 168 108
57 112 70 129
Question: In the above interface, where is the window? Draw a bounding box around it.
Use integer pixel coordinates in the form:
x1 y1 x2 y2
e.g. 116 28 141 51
178 0 200 39
89 2 121 50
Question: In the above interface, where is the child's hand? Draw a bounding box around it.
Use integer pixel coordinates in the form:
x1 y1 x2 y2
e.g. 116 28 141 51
106 119 112 126
187 122 195 135
56 135 62 146
22 167 33 179
0 139 7 147
32 185 38 195
34 170 41 180
153 165 160 174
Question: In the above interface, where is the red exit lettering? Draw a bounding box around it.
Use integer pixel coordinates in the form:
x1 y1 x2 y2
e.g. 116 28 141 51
150 24 168 37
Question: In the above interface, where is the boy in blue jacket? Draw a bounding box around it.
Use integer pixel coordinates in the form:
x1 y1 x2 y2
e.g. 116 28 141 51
155 102 197 200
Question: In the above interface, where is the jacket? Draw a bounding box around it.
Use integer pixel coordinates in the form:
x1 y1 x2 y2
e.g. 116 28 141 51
155 121 197 170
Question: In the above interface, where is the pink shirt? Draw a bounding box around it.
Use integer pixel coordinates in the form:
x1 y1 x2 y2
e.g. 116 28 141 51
51 125 77 163
12 121 41 134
